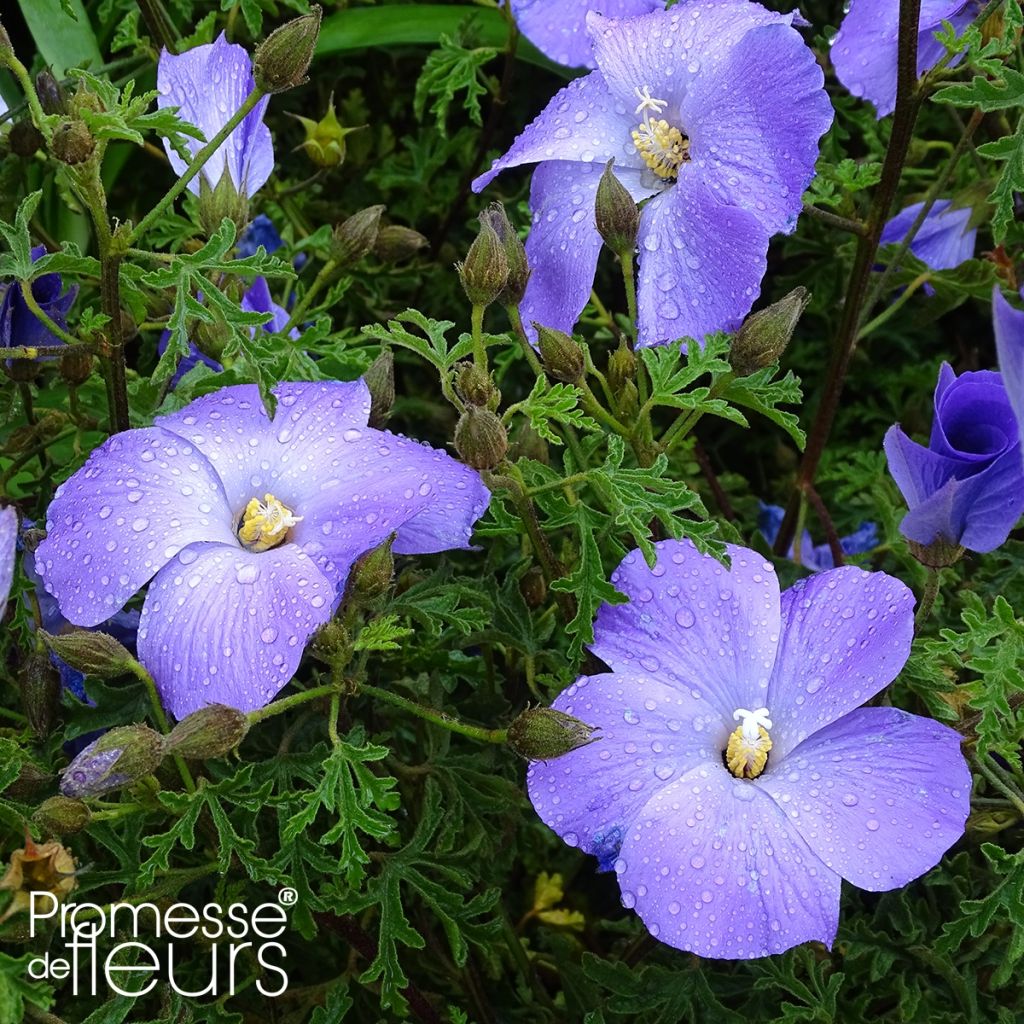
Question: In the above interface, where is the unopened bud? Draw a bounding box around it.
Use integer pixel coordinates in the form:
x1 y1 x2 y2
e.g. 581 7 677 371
908 538 965 570
59 725 166 798
35 70 66 115
374 225 428 263
596 160 639 255
331 205 384 266
454 406 508 470
456 361 496 407
519 566 547 608
9 121 44 158
0 20 12 62
457 221 508 308
59 347 93 386
41 629 133 680
348 536 396 601
167 705 249 759
535 324 584 384
50 119 95 165
199 166 249 239
20 650 61 738
2 761 52 801
730 287 810 376
254 6 322 93
507 706 600 761
291 95 362 168
309 619 351 666
606 339 636 393
32 796 91 836
479 203 530 306
364 350 394 427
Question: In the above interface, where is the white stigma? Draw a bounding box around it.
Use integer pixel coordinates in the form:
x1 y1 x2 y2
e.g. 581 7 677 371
634 84 668 118
733 707 772 742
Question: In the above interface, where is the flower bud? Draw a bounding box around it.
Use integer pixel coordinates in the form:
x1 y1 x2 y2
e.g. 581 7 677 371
309 619 352 666
348 535 396 601
32 796 91 836
729 287 810 376
0 838 77 929
35 69 67 115
606 339 636 392
9 121 44 158
535 324 584 384
290 96 362 169
0 20 12 62
454 406 508 470
167 705 249 759
908 538 965 570
59 346 93 386
199 166 249 239
3 761 52 801
50 119 94 165
507 706 600 761
456 361 496 407
254 5 322 94
457 221 508 308
519 566 547 608
596 160 639 255
20 650 61 738
478 203 530 306
331 205 384 266
60 725 167 799
364 350 394 428
41 629 133 680
374 225 428 263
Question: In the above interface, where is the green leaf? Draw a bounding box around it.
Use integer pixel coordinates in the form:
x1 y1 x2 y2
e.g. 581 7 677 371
0 191 44 280
722 367 806 449
17 0 102 74
514 376 600 444
362 309 473 373
638 333 734 411
414 29 499 133
0 952 53 1023
354 613 415 652
933 67 1024 110
976 116 1024 242
805 158 883 209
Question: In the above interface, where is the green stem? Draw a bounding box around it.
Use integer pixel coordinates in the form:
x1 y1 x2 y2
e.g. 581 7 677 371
471 303 487 369
506 305 544 375
801 203 868 236
246 683 337 724
4 343 73 360
578 380 631 438
914 568 941 631
282 257 338 333
858 271 931 340
359 682 507 744
127 659 196 794
975 755 1024 817
130 85 267 242
3 54 49 139
661 373 735 450
620 250 638 333
18 282 81 347
526 471 590 497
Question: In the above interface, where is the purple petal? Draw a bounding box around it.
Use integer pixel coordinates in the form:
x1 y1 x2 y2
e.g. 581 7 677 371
0 506 16 608
527 670 720 870
472 71 641 193
993 287 1024 454
930 366 1015 461
138 541 334 717
761 707 970 890
635 183 769 346
590 541 781 721
156 33 273 197
766 566 914 759
681 22 832 236
35 429 236 627
510 0 663 69
879 199 976 271
241 276 296 337
618 763 840 958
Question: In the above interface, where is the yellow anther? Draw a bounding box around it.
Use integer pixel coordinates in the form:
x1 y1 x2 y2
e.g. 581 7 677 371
632 119 689 181
237 493 302 552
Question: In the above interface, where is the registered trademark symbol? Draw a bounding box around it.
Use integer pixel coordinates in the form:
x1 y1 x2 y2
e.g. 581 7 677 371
278 887 298 906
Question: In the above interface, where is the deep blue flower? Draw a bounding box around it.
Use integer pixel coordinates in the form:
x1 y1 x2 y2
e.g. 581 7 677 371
879 200 977 282
993 285 1024 459
758 502 878 571
238 214 284 258
0 245 77 354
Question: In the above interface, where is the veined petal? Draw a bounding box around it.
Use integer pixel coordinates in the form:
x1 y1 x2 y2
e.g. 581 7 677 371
761 708 970 890
766 566 915 759
241 276 296 337
590 541 782 722
0 506 16 608
635 183 769 347
472 71 640 193
138 541 334 717
993 287 1024 454
681 22 832 236
618 763 841 958
35 428 236 627
527 671 720 870
879 200 976 271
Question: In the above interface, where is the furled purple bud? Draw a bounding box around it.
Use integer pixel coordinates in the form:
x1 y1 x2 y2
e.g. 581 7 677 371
254 5 322 94
50 119 95 165
457 220 508 308
478 203 530 306
507 706 600 761
35 69 66 115
374 225 428 263
32 796 91 836
730 287 809 376
454 406 508 470
535 324 584 384
456 361 496 407
41 629 133 680
167 705 249 759
331 205 384 266
364 350 394 428
60 725 166 798
596 160 639 256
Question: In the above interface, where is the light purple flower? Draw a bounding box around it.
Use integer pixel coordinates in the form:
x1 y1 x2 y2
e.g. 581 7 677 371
473 3 832 347
993 285 1024 457
879 199 977 276
529 541 970 958
509 0 664 69
0 506 17 608
156 33 274 197
832 1 980 118
35 381 490 719
884 363 1024 553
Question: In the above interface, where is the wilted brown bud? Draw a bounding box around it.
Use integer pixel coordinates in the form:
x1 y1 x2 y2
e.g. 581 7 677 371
35 69 66 115
457 221 508 308
254 5 322 93
364 349 395 427
479 203 530 306
454 406 508 470
20 650 61 738
374 225 428 263
2 761 52 802
50 119 95 165
32 796 91 836
348 535 395 601
507 706 600 761
596 160 639 255
167 705 249 759
0 837 77 930
331 205 384 266
535 324 585 384
908 538 965 570
9 121 44 158
456 361 496 407
606 339 636 393
730 287 810 376
59 346 93 386
59 725 166 799
41 629 133 680
519 566 547 608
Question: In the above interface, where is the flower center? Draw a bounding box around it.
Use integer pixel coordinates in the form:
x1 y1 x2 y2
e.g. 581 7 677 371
237 493 302 552
631 85 689 181
725 707 773 780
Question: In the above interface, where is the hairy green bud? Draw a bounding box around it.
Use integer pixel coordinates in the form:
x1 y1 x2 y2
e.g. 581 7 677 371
606 339 636 393
21 650 61 738
254 6 322 94
595 160 639 255
331 205 385 266
478 203 530 306
167 705 249 759
730 287 810 376
364 349 395 427
32 796 91 836
348 535 396 602
507 706 600 761
535 324 585 384
50 119 94 165
41 629 134 680
454 406 508 470
456 361 496 407
375 225 428 263
457 221 508 308
198 165 249 239
59 725 167 799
